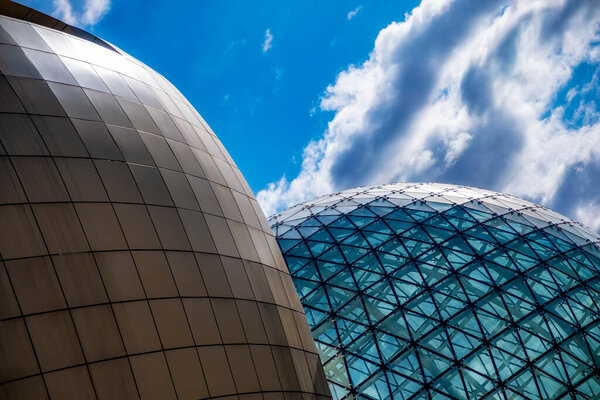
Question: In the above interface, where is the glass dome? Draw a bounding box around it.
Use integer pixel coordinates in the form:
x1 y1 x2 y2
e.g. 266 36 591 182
270 183 600 400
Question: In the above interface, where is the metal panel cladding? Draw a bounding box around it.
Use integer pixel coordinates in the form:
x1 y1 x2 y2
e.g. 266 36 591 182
0 4 330 400
270 183 600 400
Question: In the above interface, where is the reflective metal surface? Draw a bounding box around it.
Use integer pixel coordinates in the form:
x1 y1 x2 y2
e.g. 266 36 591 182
0 4 330 399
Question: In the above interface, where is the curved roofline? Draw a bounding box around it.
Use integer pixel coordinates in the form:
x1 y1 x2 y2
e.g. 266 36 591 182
269 181 595 231
269 181 597 243
269 181 510 218
0 0 117 52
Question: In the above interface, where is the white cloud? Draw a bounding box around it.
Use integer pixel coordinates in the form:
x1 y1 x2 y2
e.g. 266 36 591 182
263 29 273 53
53 0 77 25
81 0 110 26
576 201 600 232
347 6 362 20
52 0 110 27
257 0 600 230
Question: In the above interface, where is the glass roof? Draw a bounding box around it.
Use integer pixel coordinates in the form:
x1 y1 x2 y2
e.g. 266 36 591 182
270 183 600 400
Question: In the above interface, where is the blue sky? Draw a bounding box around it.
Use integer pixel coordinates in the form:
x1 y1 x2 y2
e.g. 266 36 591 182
20 0 600 230
20 0 417 192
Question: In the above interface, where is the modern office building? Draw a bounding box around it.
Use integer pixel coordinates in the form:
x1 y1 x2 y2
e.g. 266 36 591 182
0 2 330 399
270 183 600 400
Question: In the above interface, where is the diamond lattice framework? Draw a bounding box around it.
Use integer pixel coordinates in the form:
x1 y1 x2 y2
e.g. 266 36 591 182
269 183 600 400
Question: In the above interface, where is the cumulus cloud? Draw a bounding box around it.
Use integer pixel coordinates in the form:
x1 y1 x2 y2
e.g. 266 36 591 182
257 0 600 230
81 0 110 25
263 29 273 53
348 6 362 20
53 0 110 27
577 202 600 231
53 0 77 25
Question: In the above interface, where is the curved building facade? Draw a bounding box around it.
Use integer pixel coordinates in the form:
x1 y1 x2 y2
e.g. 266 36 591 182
270 183 600 400
0 3 329 400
